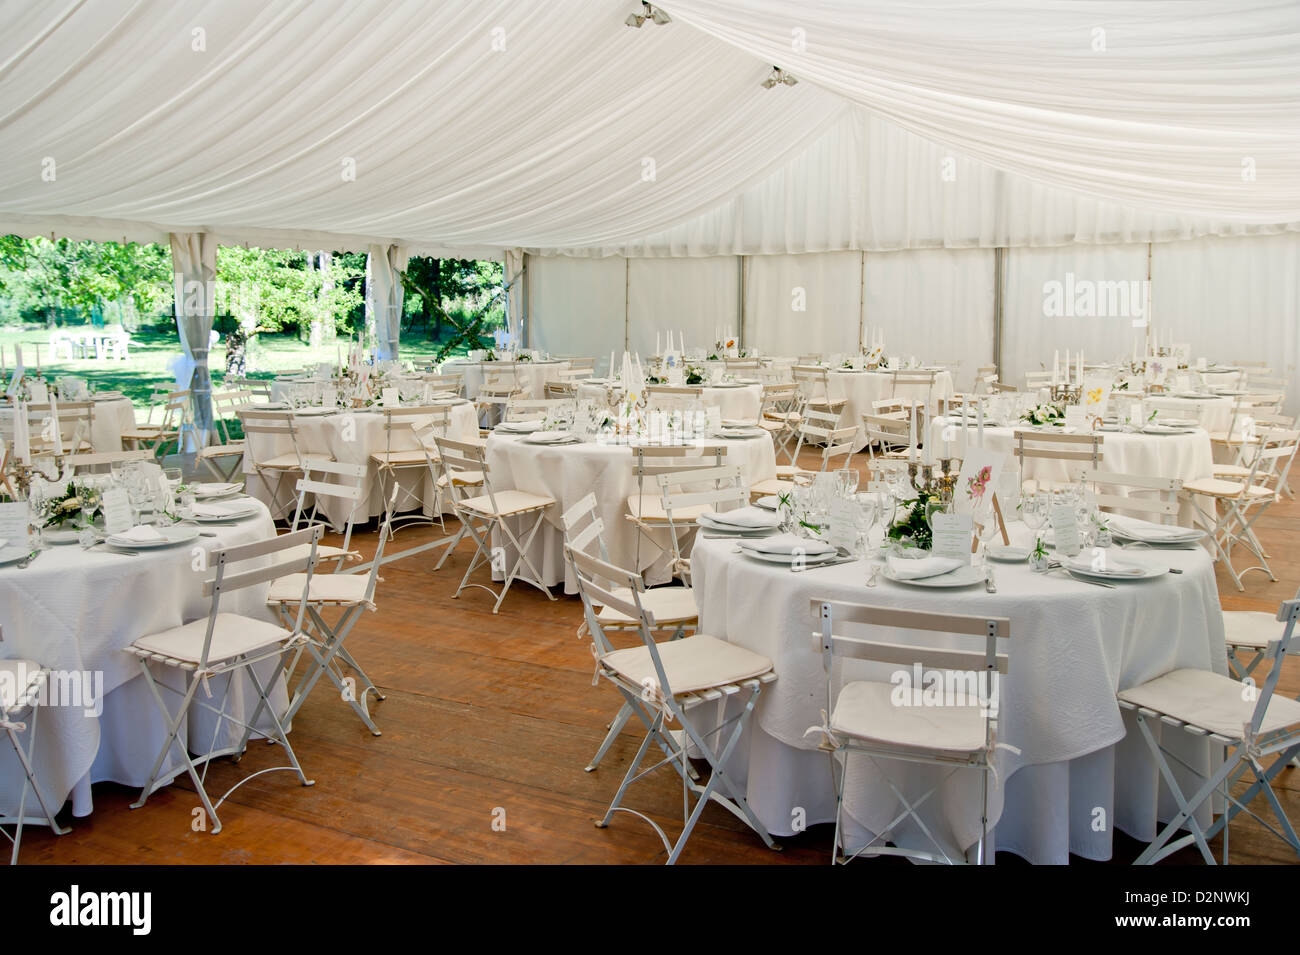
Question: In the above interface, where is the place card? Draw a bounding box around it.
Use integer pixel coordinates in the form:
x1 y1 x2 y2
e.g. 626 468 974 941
1050 503 1082 556
381 387 399 407
0 501 28 545
930 512 973 562
826 497 858 551
101 488 132 534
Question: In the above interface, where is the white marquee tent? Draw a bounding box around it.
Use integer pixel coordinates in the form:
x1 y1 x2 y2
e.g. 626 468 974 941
1 0 1299 406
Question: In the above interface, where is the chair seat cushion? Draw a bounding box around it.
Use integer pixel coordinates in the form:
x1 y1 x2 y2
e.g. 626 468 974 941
197 441 245 458
750 478 795 497
438 470 484 488
1182 477 1273 499
598 586 698 626
371 449 432 466
1118 668 1300 739
253 453 302 470
274 543 360 566
459 488 554 516
831 680 988 756
268 572 370 605
0 659 42 712
121 428 176 442
1224 611 1280 650
1211 464 1252 478
131 612 293 665
626 494 708 522
600 634 772 700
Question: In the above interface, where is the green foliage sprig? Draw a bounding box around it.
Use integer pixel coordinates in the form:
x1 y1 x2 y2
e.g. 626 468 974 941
886 489 936 550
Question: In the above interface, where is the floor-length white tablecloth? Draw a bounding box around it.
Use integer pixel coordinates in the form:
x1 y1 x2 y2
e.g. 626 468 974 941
2 395 135 453
1140 395 1234 435
689 525 1226 863
442 359 570 400
0 502 284 818
483 434 776 594
242 402 479 526
824 369 956 451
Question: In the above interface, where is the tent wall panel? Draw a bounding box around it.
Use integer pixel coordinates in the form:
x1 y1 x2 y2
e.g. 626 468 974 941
529 254 626 373
628 256 738 356
744 252 862 356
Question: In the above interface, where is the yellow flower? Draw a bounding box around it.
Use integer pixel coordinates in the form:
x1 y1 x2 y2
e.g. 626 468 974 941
1088 387 1103 403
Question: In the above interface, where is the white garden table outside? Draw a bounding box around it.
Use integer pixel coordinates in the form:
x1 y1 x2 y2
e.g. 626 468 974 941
689 524 1226 863
0 500 284 819
483 432 776 594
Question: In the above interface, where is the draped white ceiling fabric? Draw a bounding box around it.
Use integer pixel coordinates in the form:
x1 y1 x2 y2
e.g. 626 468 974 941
0 0 1296 257
661 0 1300 223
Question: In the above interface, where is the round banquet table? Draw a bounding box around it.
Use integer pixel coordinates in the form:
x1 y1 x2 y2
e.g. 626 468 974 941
0 500 287 818
0 395 135 453
576 381 763 422
689 523 1227 863
242 401 480 526
484 432 776 594
932 418 1214 525
441 359 570 400
1140 394 1234 435
825 369 956 451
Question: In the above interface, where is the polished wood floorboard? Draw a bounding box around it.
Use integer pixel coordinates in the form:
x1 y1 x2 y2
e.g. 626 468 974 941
20 451 1300 864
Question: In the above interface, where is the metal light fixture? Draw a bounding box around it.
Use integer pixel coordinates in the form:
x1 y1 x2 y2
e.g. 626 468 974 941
625 2 671 27
761 65 798 88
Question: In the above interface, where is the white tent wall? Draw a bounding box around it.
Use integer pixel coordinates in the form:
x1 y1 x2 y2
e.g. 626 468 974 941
863 248 995 393
1151 233 1300 415
628 257 739 357
1001 244 1151 392
744 252 861 356
528 255 626 375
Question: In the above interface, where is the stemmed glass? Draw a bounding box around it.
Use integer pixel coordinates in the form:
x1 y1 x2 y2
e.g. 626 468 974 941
974 499 1002 568
835 468 859 499
1022 491 1047 539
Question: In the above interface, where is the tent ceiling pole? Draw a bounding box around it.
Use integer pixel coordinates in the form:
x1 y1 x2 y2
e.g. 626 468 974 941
993 247 1006 375
624 256 630 353
522 252 530 348
858 250 866 352
738 255 747 350
1146 241 1153 353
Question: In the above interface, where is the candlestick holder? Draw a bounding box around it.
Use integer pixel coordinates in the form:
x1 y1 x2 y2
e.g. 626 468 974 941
908 457 961 507
1049 383 1081 404
11 455 63 499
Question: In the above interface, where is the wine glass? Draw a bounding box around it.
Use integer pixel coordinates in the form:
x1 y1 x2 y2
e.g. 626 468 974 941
835 468 859 499
1022 491 1046 537
974 500 1002 568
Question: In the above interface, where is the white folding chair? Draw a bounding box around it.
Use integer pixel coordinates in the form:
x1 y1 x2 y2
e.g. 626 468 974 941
891 369 937 410
811 599 1011 865
261 487 398 738
1119 598 1300 864
237 408 307 520
626 444 727 572
371 404 450 537
124 525 324 834
286 457 368 572
1182 429 1299 590
758 383 803 465
1081 468 1182 524
790 408 858 473
421 372 464 399
566 544 778 864
196 389 253 481
658 464 748 586
121 389 190 457
1012 429 1104 493
561 492 698 772
64 448 152 474
432 436 555 612
1 661 70 863
793 364 845 416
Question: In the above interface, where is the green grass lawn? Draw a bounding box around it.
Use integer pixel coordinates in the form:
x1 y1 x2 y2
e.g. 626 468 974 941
0 324 460 406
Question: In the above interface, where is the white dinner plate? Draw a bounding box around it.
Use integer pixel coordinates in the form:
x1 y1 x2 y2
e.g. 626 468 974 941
738 546 840 565
884 565 986 588
709 382 747 389
290 406 336 417
105 526 201 549
1212 389 1248 397
986 544 1032 562
708 427 765 439
1062 554 1169 581
698 516 779 536
520 431 579 445
1142 424 1196 435
0 545 28 566
496 421 544 434
1109 528 1205 546
43 527 83 545
186 502 261 523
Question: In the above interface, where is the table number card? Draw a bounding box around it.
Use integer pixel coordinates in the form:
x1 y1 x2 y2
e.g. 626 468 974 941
0 501 28 546
101 488 132 534
953 447 1006 516
826 497 858 551
1050 503 1082 556
381 387 399 407
930 512 973 562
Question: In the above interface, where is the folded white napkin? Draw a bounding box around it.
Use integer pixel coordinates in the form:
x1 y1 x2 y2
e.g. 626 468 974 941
191 502 236 517
1064 553 1146 576
525 431 574 443
117 525 165 543
701 507 780 529
742 534 835 556
1106 514 1199 541
887 555 963 580
721 419 752 428
196 482 242 497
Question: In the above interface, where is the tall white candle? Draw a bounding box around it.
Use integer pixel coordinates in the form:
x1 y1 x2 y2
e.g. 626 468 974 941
656 332 661 356
14 400 30 464
977 401 985 448
49 393 63 455
909 405 917 462
1053 349 1060 385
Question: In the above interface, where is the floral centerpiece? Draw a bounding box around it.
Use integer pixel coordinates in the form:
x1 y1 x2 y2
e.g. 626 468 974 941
863 344 886 370
1019 402 1064 426
886 489 938 550
41 481 101 528
684 364 707 385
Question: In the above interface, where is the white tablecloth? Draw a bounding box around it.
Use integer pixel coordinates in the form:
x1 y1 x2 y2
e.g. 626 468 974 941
689 524 1226 863
932 418 1214 524
1141 395 1234 435
484 433 776 593
442 359 570 399
825 369 956 451
242 401 479 525
1 395 134 453
0 502 283 818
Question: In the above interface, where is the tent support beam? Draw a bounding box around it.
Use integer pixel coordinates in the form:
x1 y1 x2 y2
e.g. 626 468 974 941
858 251 867 352
992 247 1006 376
738 255 747 350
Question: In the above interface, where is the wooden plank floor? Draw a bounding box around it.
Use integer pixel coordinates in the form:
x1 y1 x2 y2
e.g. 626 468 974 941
20 452 1300 865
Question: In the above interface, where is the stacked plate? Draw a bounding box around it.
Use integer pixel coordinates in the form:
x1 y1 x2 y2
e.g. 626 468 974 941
194 482 244 501
1142 422 1197 435
496 420 544 434
883 555 985 588
698 507 781 536
520 430 580 445
1061 552 1169 582
1106 515 1205 547
738 534 839 565
187 501 261 523
710 426 765 439
104 525 200 549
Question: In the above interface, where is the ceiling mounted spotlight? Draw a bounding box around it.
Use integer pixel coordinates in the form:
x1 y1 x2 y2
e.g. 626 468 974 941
761 65 798 88
625 2 671 27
